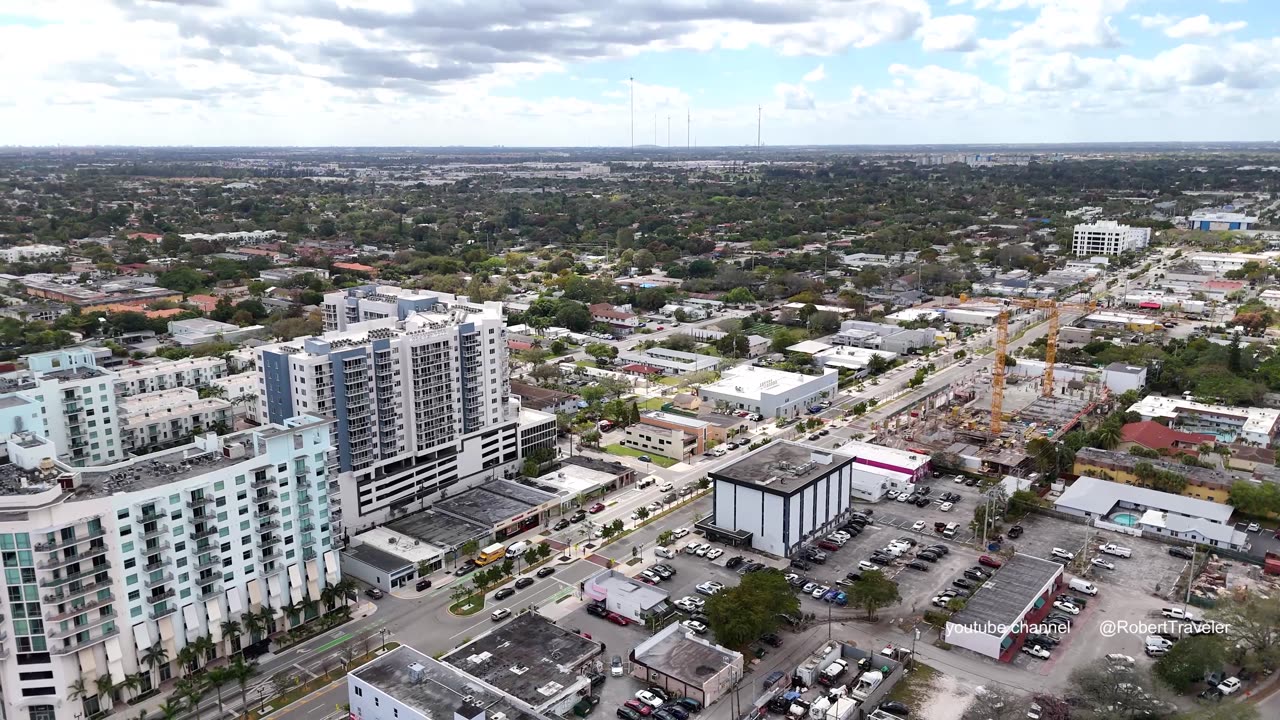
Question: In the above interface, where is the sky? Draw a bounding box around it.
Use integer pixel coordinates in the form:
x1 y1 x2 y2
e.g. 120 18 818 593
2 0 1278 147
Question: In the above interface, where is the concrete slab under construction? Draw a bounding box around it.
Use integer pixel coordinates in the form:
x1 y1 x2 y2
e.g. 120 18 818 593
1015 395 1091 435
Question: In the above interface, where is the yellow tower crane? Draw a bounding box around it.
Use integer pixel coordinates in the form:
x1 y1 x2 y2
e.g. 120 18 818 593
958 295 1096 434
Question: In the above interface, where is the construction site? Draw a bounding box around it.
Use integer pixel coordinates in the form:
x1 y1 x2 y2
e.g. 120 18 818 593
869 299 1113 477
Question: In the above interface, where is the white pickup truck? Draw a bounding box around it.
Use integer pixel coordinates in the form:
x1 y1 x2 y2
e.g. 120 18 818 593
1098 543 1132 558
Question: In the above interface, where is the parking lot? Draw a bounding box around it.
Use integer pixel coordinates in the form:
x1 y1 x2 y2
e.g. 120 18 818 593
1007 512 1192 599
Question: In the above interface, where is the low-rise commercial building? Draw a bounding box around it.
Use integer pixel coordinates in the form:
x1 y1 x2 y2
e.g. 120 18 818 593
113 356 228 396
618 347 718 376
1102 362 1147 393
832 320 934 354
623 411 710 460
699 365 837 419
0 243 65 262
631 623 744 706
168 318 264 346
945 554 1064 662
1185 211 1259 232
836 440 932 501
510 380 581 414
583 569 671 622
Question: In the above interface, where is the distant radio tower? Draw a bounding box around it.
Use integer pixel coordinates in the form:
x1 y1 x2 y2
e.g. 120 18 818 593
757 105 762 147
630 77 635 149
667 115 671 147
687 109 690 149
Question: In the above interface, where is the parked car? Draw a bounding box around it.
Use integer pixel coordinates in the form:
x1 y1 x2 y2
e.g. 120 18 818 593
978 555 1003 568
586 604 609 618
1053 600 1081 615
1006 525 1024 538
1022 644 1051 659
635 691 665 709
606 612 631 626
878 701 910 718
1218 677 1242 695
725 556 744 570
365 587 384 599
939 502 954 512
570 510 588 522
760 633 783 647
415 579 432 591
681 619 708 635
1050 548 1075 560
611 656 625 677
907 561 929 571
494 587 516 600
1091 558 1116 571
623 701 651 717
491 608 512 622
1168 546 1195 560
953 578 976 589
911 521 926 532
514 577 535 589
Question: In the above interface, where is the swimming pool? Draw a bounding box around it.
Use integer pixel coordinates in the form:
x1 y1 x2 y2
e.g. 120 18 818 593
1109 512 1140 527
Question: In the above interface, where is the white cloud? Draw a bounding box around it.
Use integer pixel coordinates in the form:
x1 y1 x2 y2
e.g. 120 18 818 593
850 64 1008 114
802 64 827 83
1164 15 1247 39
776 82 816 110
980 0 1130 54
1131 14 1174 29
919 14 979 52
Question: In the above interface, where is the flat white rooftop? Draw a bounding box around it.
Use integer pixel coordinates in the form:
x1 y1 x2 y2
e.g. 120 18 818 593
703 365 833 401
354 525 447 563
1129 395 1280 438
837 439 930 470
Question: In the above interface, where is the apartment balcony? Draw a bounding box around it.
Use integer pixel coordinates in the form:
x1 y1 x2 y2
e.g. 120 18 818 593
135 510 164 525
194 554 222 571
259 547 281 562
49 612 116 639
256 519 281 533
261 563 284 576
298 493 314 504
43 578 112 604
303 548 317 561
142 558 168 574
260 535 281 547
45 592 115 623
254 489 279 502
143 540 172 555
251 475 276 490
34 526 107 552
37 543 108 570
253 509 277 521
192 526 218 540
187 495 214 509
40 563 111 588
149 605 178 620
140 524 170 541
300 522 315 533
49 625 119 656
197 584 222 601
146 588 176 604
143 573 174 590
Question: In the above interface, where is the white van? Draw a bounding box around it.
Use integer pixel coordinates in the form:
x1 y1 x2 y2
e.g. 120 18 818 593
1069 578 1098 596
655 547 677 559
942 522 958 538
505 541 529 558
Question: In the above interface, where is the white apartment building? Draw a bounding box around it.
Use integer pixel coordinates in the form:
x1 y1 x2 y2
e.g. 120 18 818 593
0 414 338 720
212 372 262 424
118 388 232 453
113 357 228 397
259 290 522 531
699 366 838 419
1129 395 1280 446
321 285 445 333
1071 221 1151 257
0 244 66 263
0 349 124 467
1188 252 1274 275
1260 288 1280 310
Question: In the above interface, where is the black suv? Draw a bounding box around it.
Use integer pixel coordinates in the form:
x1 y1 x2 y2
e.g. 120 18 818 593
586 604 609 618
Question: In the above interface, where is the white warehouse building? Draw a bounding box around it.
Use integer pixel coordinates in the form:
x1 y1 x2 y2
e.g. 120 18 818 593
699 366 838 419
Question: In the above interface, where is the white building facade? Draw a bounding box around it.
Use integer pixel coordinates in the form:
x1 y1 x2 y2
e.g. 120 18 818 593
0 415 338 720
699 366 838 419
113 357 228 397
1071 221 1151 257
258 291 522 532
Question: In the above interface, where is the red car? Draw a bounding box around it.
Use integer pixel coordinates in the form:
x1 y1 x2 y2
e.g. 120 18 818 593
588 503 606 513
606 612 631 626
817 540 841 552
978 555 1003 569
624 700 653 716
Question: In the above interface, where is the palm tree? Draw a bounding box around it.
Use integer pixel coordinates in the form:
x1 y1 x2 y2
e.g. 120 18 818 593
320 584 338 612
1093 421 1123 450
118 672 143 700
176 645 197 678
141 644 169 692
258 606 279 637
68 678 87 702
241 612 265 643
228 659 255 718
95 674 115 707
189 635 215 665
206 667 230 711
177 679 205 720
221 619 242 656
156 699 184 720
334 578 357 609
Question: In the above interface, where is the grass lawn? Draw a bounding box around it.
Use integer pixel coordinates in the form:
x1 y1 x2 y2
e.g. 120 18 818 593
640 397 668 411
604 444 677 468
740 322 790 339
884 661 939 707
448 593 486 616
575 360 594 368
656 376 681 386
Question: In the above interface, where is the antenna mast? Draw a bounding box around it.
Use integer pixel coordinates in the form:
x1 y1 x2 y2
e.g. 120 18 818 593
629 77 634 149
757 105 761 147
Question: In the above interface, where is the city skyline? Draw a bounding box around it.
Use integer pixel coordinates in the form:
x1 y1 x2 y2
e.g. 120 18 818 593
2 1 1278 147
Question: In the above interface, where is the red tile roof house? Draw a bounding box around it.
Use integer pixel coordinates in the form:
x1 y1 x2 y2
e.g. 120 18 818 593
1118 421 1214 456
508 340 535 352
588 302 641 332
333 262 379 277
